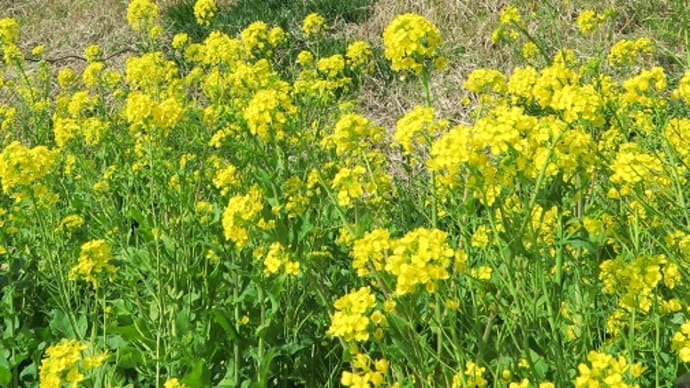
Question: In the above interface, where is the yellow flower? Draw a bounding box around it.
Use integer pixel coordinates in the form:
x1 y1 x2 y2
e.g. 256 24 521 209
164 377 190 388
171 33 190 49
152 97 183 130
574 351 644 387
351 228 391 276
452 361 487 388
126 0 160 32
39 339 91 388
346 40 373 71
608 37 654 67
194 0 217 26
385 227 454 295
241 21 272 57
69 239 116 289
254 242 299 276
491 5 523 43
327 286 377 342
82 62 104 88
394 106 447 155
56 214 85 234
222 186 264 250
302 13 326 37
243 88 295 142
673 322 690 362
0 18 19 45
576 10 606 34
84 45 102 63
0 141 57 194
31 44 45 56
382 13 444 75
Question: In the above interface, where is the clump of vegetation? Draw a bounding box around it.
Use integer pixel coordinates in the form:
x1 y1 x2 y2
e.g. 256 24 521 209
2 0 690 387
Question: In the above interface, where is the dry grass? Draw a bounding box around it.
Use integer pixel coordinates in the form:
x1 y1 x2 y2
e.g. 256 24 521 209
5 0 136 71
349 0 687 128
4 0 687 128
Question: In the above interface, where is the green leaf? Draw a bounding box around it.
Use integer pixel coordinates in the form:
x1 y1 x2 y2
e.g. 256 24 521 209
211 308 238 341
182 359 210 387
0 354 11 385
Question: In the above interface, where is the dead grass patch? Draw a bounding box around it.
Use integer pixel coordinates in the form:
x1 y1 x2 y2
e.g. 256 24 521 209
6 0 136 71
350 0 687 129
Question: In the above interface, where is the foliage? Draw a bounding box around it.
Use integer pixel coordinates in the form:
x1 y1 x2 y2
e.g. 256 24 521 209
2 1 690 387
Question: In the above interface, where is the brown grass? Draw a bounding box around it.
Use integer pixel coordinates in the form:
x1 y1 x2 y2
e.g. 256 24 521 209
5 0 136 71
348 0 686 129
5 0 687 128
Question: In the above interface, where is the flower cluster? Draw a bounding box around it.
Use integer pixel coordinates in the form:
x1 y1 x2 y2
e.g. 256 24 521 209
608 37 655 67
302 13 327 38
39 339 106 388
243 88 296 142
599 254 679 313
0 141 57 196
394 106 448 156
672 322 690 362
222 186 265 250
69 239 116 289
452 361 488 388
351 227 454 295
126 0 160 34
382 13 444 75
194 0 217 26
340 353 389 387
327 286 378 342
254 242 300 276
574 351 644 387
491 5 523 43
576 10 607 34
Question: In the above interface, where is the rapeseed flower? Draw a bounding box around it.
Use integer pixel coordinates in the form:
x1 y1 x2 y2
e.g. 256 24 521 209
340 353 388 387
0 141 57 194
194 0 217 26
39 339 87 388
574 351 644 387
452 361 488 388
491 5 522 43
254 242 299 276
82 61 104 88
164 378 190 388
672 322 690 362
241 21 271 58
346 40 373 72
243 88 295 142
351 228 391 276
0 18 19 45
69 239 116 289
327 286 377 342
385 227 453 295
394 106 448 155
302 13 326 38
222 186 264 250
608 37 654 67
383 13 444 75
673 71 690 103
126 0 160 32
171 33 190 50
576 10 606 34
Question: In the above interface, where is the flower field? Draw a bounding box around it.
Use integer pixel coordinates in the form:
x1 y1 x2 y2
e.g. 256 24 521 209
3 0 690 386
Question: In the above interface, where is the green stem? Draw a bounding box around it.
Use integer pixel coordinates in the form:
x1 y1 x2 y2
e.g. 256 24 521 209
257 286 265 386
233 271 240 385
31 194 82 340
